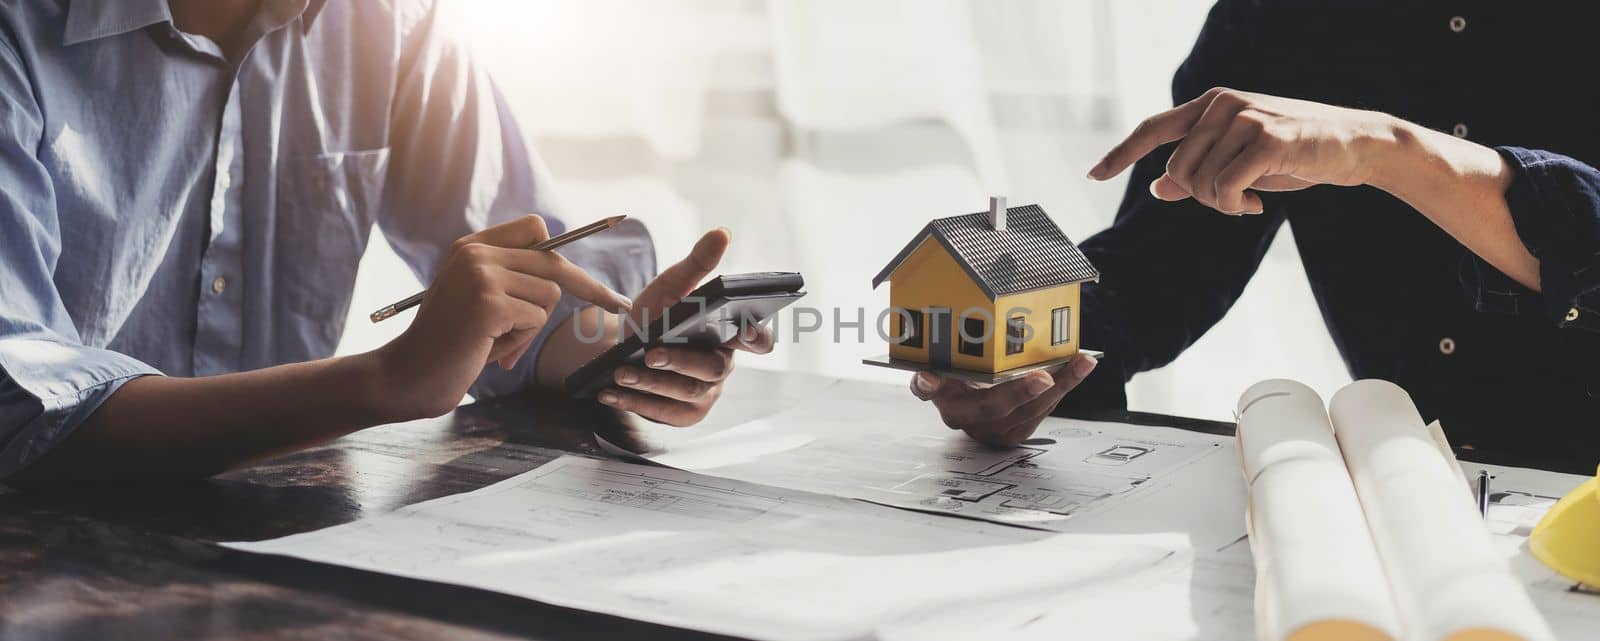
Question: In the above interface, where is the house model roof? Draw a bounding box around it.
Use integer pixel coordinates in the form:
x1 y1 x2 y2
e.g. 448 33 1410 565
871 204 1099 299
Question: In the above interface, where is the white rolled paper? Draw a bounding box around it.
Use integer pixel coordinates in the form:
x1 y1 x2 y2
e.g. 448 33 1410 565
1329 379 1554 641
1236 379 1400 641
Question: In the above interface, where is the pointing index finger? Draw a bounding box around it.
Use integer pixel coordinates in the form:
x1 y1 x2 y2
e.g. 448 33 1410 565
1088 96 1211 181
545 254 633 314
494 245 634 314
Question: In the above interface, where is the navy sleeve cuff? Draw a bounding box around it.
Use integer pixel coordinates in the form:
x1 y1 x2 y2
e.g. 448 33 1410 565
1483 146 1600 331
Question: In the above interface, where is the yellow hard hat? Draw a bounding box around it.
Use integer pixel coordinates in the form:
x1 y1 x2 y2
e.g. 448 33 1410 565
1529 464 1600 587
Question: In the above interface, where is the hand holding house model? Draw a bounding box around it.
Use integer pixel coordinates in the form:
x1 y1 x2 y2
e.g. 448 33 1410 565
864 197 1103 385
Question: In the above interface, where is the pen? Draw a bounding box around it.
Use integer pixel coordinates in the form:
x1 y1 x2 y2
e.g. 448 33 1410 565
1476 469 1490 518
369 215 628 323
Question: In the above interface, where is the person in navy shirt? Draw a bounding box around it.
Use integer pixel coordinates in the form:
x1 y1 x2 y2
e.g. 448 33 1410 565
914 1 1600 470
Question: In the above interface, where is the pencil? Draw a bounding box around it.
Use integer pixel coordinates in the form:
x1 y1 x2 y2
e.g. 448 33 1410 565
1477 469 1491 518
369 215 628 323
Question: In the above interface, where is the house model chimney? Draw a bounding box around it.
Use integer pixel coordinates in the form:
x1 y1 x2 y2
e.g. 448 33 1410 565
989 196 1008 231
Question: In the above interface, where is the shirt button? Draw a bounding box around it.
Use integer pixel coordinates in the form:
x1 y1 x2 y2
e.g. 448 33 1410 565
1566 307 1581 322
1452 123 1469 138
1438 337 1457 355
1449 16 1467 33
211 276 228 294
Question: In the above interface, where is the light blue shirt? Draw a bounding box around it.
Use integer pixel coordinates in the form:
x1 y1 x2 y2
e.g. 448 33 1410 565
0 0 654 478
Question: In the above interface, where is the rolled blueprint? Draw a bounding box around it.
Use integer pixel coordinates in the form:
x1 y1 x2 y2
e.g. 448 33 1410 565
1329 379 1554 641
1236 379 1400 641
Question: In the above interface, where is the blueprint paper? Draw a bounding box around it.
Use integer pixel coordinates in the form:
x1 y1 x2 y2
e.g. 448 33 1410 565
908 461 1600 641
1006 543 1259 641
225 455 1184 641
1330 381 1555 641
884 539 1259 641
1466 462 1600 641
645 388 1247 548
1234 380 1400 641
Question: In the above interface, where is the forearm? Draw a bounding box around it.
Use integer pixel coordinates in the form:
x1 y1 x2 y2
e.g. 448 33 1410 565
18 352 396 480
1369 119 1539 290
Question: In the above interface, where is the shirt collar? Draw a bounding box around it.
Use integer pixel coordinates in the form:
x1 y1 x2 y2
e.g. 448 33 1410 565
63 0 172 46
63 0 328 46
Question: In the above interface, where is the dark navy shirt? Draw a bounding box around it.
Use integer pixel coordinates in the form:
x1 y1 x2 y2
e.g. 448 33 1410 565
1068 0 1600 469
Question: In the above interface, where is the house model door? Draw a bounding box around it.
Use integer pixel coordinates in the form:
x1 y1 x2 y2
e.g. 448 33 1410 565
927 307 953 370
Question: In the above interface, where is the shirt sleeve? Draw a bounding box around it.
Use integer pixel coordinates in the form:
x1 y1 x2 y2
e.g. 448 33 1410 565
1059 0 1282 412
1459 146 1600 332
0 37 159 479
374 0 655 400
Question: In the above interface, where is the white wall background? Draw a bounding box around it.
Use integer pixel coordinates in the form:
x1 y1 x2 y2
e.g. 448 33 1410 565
338 0 1351 421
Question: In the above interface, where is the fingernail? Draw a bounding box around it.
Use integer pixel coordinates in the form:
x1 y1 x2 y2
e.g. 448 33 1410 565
1245 209 1264 215
1147 179 1162 198
739 324 759 343
1072 354 1098 378
598 391 619 405
913 372 940 395
1025 374 1053 396
646 351 669 367
615 296 633 312
616 368 638 385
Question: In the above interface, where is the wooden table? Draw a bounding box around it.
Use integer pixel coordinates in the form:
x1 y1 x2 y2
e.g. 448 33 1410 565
0 369 1542 640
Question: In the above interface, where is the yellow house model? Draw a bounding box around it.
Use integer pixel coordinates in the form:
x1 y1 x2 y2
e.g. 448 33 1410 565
864 198 1100 383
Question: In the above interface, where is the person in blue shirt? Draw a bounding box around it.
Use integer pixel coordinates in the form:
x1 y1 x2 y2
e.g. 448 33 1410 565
0 0 773 479
914 1 1600 470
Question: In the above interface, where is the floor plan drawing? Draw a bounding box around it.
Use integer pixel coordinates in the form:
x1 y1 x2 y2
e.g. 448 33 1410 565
644 391 1236 538
1085 444 1156 466
551 465 787 523
226 455 1184 641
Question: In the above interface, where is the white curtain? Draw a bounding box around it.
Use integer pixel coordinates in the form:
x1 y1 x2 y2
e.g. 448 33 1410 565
340 0 1350 421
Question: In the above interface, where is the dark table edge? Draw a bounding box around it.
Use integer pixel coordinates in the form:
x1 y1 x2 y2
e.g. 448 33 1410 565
1065 407 1594 477
1064 407 1238 437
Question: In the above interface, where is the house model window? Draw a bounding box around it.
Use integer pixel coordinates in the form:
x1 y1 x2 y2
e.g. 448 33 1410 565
1052 307 1072 345
959 317 986 357
866 197 1100 381
1006 316 1027 355
897 309 924 348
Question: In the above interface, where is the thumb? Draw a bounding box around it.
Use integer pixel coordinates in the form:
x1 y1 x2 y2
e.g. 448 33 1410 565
910 372 942 400
1250 175 1318 192
1057 353 1099 388
1149 174 1192 201
632 229 731 323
